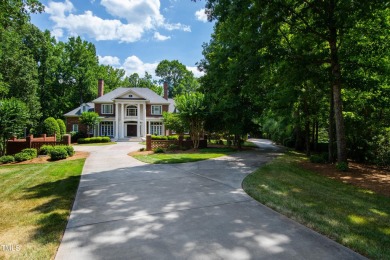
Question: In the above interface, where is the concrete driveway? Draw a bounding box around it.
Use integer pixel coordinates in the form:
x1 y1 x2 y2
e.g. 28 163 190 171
56 140 364 259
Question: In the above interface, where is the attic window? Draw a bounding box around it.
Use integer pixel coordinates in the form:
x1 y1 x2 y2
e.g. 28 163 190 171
128 94 133 98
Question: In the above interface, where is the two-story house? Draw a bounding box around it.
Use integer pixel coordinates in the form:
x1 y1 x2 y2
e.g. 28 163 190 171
64 79 174 140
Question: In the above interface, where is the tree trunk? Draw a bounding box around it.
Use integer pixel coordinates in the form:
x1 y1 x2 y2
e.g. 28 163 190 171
329 2 347 163
305 119 310 156
328 88 335 163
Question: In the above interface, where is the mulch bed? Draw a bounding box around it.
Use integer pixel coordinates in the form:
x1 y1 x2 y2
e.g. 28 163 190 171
299 160 390 197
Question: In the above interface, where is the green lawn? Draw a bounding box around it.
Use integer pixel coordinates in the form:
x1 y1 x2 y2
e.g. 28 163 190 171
133 147 235 164
0 159 85 259
242 151 390 259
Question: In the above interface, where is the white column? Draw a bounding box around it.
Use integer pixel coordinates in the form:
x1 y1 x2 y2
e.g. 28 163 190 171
137 103 140 137
120 103 124 138
143 103 147 137
115 103 119 139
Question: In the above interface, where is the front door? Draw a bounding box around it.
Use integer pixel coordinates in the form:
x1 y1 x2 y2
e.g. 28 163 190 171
127 124 137 137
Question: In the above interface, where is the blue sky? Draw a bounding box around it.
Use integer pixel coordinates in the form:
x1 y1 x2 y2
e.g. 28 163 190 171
31 0 214 78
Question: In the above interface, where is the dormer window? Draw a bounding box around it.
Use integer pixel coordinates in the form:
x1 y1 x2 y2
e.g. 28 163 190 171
126 105 137 116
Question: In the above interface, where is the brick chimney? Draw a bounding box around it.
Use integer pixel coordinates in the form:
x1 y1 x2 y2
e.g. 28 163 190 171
163 81 168 100
98 79 104 97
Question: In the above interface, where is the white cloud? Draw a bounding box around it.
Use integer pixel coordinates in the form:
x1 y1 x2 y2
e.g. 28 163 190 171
51 28 64 39
187 66 204 78
98 55 121 66
195 8 208 23
163 22 191 32
122 55 159 77
45 0 191 42
154 32 170 41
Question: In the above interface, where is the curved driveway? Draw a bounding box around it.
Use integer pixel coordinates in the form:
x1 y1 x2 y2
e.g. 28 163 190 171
56 139 364 259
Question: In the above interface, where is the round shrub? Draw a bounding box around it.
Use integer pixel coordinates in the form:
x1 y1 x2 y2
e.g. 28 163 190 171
310 154 326 164
336 162 349 172
153 147 165 153
39 145 54 155
167 144 179 151
14 152 32 162
62 145 75 156
139 147 145 152
50 147 68 161
56 119 66 137
21 148 37 158
0 155 15 164
43 117 60 136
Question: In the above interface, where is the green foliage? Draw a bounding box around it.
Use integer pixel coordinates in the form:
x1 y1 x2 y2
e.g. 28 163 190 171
56 119 66 137
77 136 111 144
139 147 145 152
163 112 187 135
167 135 179 140
151 135 168 140
14 152 32 162
39 145 54 155
0 98 30 155
167 144 180 151
175 92 206 149
336 162 349 172
49 147 68 161
155 60 196 98
21 148 37 158
79 112 100 137
43 117 60 136
127 72 163 95
0 155 15 164
57 145 75 157
153 147 165 153
309 154 327 164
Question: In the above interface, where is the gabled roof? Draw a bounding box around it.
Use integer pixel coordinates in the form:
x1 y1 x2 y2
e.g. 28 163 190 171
92 87 170 104
64 103 95 117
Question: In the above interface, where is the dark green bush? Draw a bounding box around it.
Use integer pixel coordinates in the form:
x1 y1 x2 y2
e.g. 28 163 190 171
21 148 37 158
56 119 66 137
0 155 15 164
167 144 179 151
39 145 54 155
70 131 87 143
309 154 327 164
14 152 32 162
139 147 145 152
43 117 60 136
57 145 75 156
78 136 111 144
153 147 165 153
50 147 68 161
336 162 349 172
151 135 168 140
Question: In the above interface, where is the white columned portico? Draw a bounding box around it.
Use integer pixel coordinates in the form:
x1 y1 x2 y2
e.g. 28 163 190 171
115 102 119 139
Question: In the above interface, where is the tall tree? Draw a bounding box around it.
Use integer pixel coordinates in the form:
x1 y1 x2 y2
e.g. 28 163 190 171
155 60 189 98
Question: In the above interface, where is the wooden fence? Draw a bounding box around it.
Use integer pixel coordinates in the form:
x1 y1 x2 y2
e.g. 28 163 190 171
146 135 207 151
6 134 71 155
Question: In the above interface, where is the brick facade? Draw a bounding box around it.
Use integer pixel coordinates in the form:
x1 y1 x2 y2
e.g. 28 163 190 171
66 117 88 133
146 104 169 117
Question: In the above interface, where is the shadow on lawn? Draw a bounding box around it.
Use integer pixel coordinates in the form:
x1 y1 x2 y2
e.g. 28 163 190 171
23 175 81 244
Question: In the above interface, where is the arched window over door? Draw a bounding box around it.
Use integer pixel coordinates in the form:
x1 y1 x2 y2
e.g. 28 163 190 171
126 105 137 116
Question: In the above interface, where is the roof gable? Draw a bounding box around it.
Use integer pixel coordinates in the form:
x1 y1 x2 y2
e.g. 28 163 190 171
92 87 170 104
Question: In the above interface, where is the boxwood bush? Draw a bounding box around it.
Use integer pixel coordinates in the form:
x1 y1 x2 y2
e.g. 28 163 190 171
0 155 15 164
49 146 68 161
14 152 32 162
78 136 111 144
21 148 38 158
151 135 168 140
39 145 54 155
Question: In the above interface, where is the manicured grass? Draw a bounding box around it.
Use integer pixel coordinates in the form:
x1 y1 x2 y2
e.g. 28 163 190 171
242 151 390 259
73 142 117 146
0 159 85 259
133 147 236 164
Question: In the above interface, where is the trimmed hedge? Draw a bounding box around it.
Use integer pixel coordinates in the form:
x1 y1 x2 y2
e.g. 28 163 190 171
39 145 55 155
49 147 68 161
0 155 15 164
15 152 32 162
78 136 111 144
151 135 190 140
21 148 38 158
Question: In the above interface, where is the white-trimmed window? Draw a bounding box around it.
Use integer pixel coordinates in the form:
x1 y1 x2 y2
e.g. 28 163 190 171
72 124 78 132
150 122 163 136
102 104 113 114
151 105 162 115
126 105 137 116
100 121 114 136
